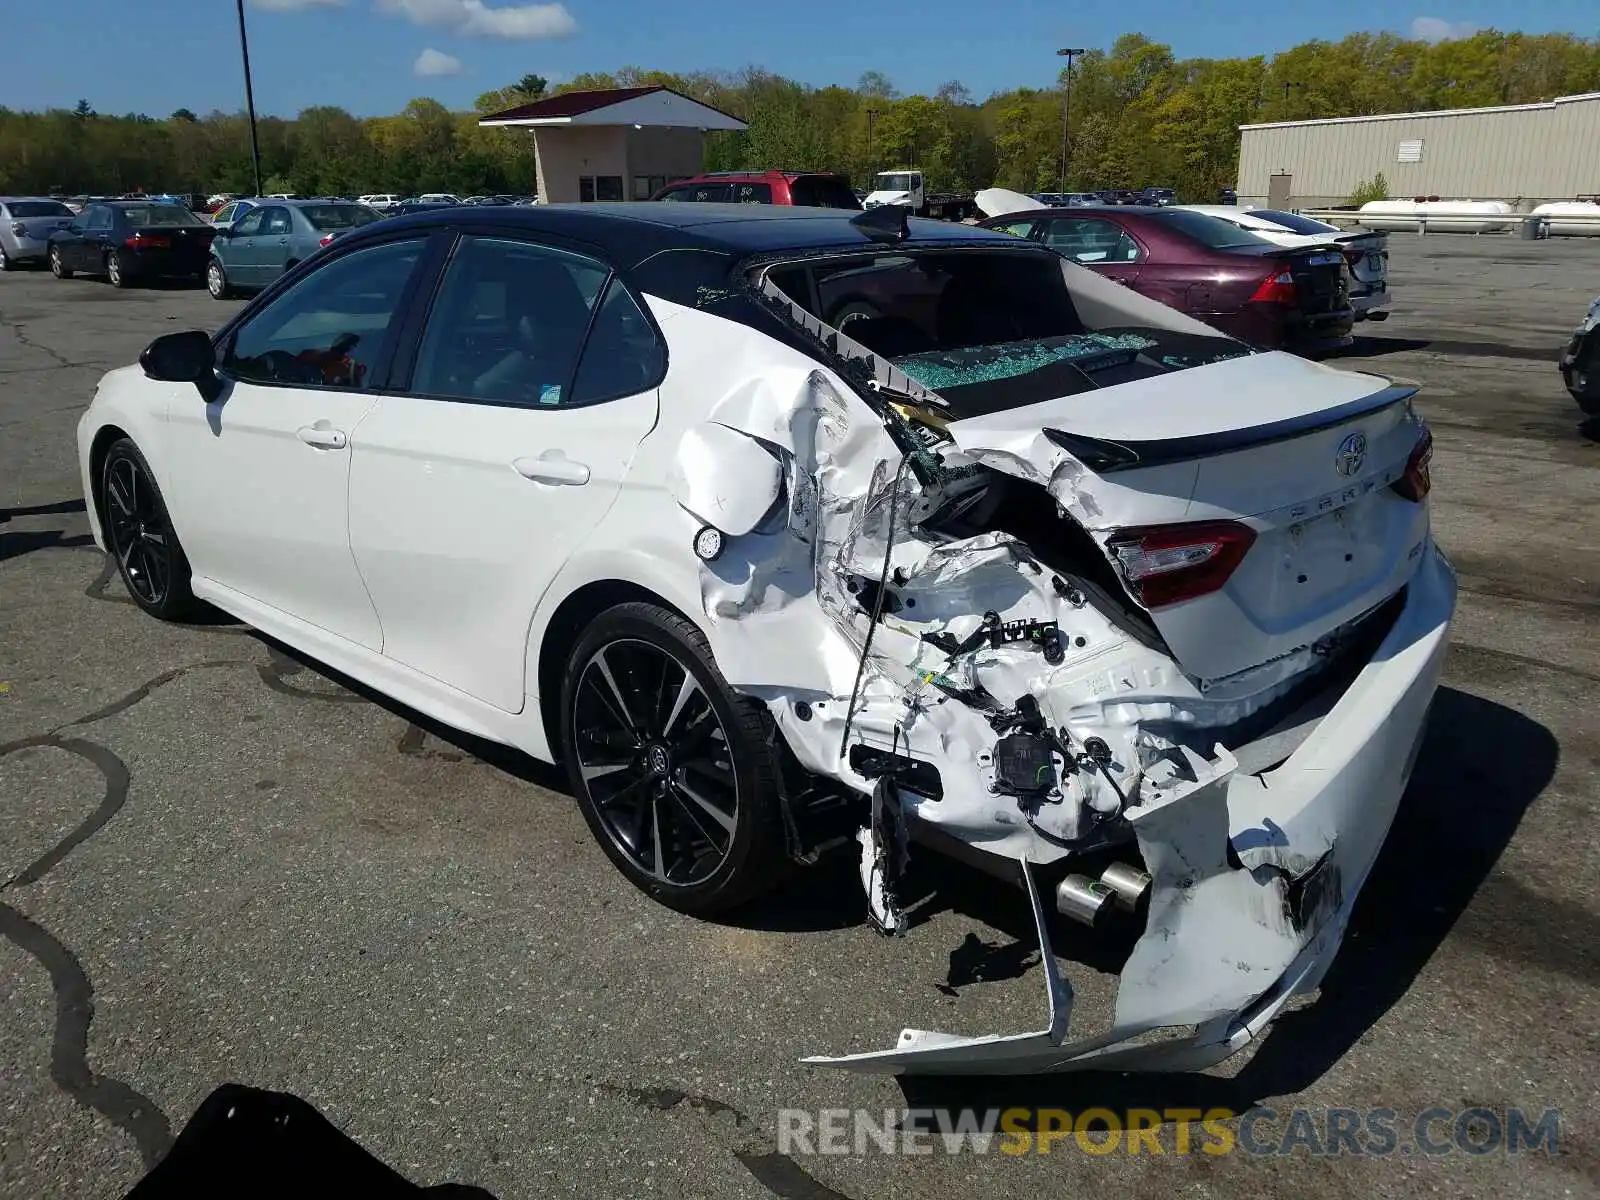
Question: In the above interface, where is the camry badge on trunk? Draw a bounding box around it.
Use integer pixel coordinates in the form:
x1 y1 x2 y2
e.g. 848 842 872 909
1335 431 1368 476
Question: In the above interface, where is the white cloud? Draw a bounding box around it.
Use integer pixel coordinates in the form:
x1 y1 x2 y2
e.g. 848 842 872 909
413 47 464 75
250 0 345 11
375 0 577 39
1411 16 1481 42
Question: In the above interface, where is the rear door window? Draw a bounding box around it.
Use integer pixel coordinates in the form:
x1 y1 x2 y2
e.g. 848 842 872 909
409 235 610 408
787 177 860 209
1040 218 1141 263
658 183 732 203
731 182 773 204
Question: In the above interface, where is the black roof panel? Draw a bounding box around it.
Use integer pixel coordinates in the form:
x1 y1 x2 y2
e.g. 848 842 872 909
348 202 1027 269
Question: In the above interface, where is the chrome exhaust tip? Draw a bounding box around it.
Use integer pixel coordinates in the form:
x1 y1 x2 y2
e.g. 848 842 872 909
1099 862 1152 911
1055 874 1114 926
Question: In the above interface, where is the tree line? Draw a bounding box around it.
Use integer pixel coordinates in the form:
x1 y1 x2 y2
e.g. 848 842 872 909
2 30 1597 202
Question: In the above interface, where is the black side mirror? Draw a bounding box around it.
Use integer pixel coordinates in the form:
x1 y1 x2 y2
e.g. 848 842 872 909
141 330 222 400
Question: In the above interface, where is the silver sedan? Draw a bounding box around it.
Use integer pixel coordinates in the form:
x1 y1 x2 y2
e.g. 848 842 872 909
0 197 76 269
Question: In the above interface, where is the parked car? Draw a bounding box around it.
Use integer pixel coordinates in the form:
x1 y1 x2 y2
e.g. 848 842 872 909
1178 205 1391 321
1561 294 1600 417
388 199 455 218
0 196 77 269
358 194 403 211
206 200 380 298
980 204 1355 353
650 171 862 209
417 193 460 205
1136 186 1176 206
208 198 259 233
79 201 1452 1076
47 200 216 287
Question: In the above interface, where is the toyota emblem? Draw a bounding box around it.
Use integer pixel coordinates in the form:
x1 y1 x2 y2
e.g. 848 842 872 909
1334 431 1367 477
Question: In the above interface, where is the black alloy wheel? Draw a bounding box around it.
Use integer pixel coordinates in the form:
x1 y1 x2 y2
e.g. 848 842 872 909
560 603 787 915
100 439 199 619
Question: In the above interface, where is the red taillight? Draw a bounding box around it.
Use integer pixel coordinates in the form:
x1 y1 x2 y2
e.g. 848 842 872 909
1250 266 1298 305
319 233 335 246
1107 520 1257 610
1392 428 1433 502
123 233 170 249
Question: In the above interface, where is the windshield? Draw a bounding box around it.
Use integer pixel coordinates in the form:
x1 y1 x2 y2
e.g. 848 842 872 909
1247 208 1340 235
757 247 1248 418
877 174 917 193
303 204 381 230
120 204 203 227
1150 209 1273 248
8 200 73 218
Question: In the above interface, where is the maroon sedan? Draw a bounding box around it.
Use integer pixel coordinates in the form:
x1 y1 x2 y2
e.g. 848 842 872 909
979 206 1354 353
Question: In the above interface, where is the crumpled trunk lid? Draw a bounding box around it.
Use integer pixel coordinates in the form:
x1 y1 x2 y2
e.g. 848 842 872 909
943 350 1432 682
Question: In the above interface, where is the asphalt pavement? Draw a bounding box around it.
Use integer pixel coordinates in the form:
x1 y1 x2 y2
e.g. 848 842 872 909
1 237 1596 1199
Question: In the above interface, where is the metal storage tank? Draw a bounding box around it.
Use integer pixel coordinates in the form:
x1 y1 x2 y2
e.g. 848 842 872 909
1236 91 1600 210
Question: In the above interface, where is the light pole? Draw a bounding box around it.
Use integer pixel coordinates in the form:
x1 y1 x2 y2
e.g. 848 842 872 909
236 0 263 198
866 107 878 180
1057 47 1084 194
1280 80 1303 116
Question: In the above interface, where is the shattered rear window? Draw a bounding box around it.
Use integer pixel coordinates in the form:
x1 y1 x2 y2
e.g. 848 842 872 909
755 248 1251 416
895 332 1161 390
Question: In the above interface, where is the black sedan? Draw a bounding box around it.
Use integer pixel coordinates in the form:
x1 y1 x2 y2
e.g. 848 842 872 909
47 201 216 288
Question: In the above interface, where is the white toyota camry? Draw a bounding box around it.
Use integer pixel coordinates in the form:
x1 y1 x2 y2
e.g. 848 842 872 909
77 202 1454 1075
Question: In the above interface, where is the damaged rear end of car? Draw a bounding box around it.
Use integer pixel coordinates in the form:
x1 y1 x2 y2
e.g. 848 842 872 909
646 214 1455 1075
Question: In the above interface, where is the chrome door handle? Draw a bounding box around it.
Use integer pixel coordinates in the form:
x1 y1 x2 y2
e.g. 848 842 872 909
296 425 347 450
512 453 589 485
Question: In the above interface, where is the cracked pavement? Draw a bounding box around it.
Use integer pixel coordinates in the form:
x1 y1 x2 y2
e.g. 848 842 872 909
1 244 1598 1198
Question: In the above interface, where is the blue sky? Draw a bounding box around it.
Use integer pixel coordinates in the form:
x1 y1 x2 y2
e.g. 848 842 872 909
2 0 1593 117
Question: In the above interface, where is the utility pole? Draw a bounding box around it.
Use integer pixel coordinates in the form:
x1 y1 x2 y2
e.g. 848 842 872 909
866 108 878 180
1056 47 1084 194
236 0 263 197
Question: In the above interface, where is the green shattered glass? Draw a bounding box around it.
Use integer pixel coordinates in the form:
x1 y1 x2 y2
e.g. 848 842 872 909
893 332 1160 390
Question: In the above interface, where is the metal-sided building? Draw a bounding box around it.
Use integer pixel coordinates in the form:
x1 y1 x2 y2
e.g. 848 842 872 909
1236 91 1600 209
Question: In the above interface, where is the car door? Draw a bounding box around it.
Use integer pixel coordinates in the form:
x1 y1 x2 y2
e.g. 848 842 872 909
1038 217 1144 288
346 233 664 712
164 236 435 650
76 205 113 271
255 206 295 283
222 207 267 285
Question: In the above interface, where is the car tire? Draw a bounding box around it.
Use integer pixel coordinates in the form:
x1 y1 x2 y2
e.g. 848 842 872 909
207 258 234 300
0 246 11 272
49 246 72 279
559 601 789 917
99 438 201 621
105 250 128 288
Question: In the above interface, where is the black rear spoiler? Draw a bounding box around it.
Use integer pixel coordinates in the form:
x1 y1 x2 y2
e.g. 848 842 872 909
1043 384 1418 473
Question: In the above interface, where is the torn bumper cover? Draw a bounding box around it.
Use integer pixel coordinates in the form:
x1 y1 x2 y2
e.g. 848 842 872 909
805 543 1455 1075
